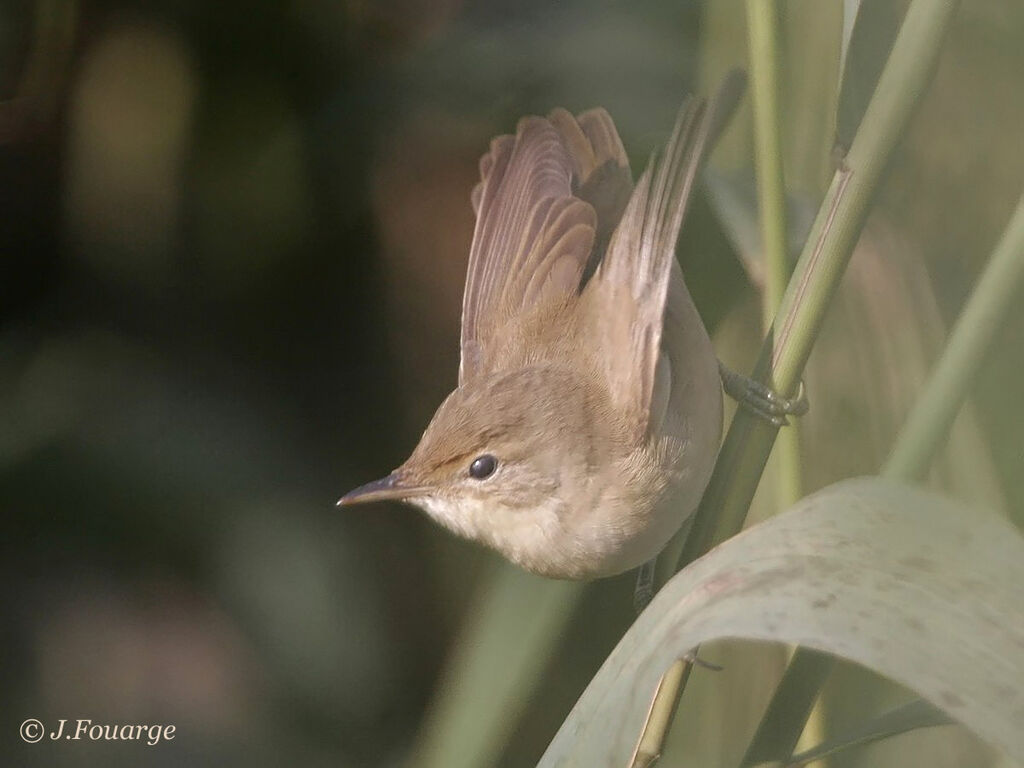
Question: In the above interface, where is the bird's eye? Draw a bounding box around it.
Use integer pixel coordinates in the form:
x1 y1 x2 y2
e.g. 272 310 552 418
469 454 498 480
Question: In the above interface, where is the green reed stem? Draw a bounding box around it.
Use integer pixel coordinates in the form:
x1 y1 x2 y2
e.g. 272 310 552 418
884 192 1024 481
744 190 1024 767
746 0 804 512
634 0 962 763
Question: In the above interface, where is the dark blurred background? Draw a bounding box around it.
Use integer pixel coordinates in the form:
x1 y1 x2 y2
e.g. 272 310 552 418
2 1 1023 766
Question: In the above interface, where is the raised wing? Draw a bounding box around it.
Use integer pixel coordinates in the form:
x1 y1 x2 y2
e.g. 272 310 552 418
580 72 745 435
460 109 632 385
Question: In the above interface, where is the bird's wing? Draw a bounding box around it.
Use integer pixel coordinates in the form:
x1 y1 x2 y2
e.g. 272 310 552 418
580 72 745 436
460 109 632 386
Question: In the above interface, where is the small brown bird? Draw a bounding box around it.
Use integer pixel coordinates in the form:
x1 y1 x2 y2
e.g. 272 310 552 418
341 75 752 580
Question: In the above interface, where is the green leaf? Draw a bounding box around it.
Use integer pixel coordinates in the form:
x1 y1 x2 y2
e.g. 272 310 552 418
538 477 1024 767
837 0 911 149
785 698 953 767
840 0 864 73
408 563 584 768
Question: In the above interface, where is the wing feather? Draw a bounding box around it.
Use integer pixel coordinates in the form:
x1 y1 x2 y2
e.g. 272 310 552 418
581 72 745 434
460 108 632 385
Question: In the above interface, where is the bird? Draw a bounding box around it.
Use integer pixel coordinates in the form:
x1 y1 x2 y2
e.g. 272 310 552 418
340 74 756 581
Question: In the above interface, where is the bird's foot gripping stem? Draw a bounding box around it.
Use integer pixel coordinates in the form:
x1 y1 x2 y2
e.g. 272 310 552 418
633 558 656 615
719 361 808 427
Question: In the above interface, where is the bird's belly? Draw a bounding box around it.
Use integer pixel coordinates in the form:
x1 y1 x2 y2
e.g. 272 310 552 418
576 472 695 578
511 453 695 580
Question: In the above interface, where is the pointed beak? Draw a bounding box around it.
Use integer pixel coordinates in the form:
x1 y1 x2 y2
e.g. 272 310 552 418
336 472 430 507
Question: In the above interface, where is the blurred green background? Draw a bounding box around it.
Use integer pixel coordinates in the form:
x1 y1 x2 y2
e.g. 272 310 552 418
2 1 1022 766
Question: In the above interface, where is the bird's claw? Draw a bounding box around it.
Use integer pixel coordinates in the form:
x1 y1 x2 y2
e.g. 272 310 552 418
719 362 808 427
633 559 656 614
683 648 724 672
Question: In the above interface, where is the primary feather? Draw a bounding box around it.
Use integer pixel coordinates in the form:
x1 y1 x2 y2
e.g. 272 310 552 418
460 72 744 437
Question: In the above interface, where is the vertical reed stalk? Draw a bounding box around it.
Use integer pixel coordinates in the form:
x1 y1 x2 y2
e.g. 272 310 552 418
746 189 1024 765
633 0 963 763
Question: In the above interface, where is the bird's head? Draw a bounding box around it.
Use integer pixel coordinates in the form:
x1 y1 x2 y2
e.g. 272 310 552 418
339 366 613 571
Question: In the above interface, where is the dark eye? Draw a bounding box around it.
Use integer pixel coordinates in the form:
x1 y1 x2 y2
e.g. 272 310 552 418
469 454 498 480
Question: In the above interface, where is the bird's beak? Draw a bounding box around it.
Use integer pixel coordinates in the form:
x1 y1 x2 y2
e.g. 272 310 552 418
336 472 430 507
